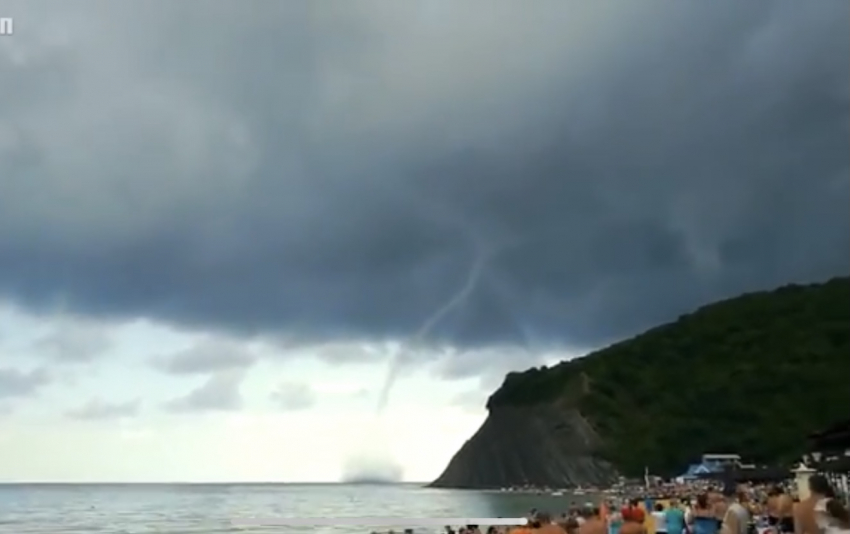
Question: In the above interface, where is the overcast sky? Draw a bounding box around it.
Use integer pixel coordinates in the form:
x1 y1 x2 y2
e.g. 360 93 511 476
0 0 847 482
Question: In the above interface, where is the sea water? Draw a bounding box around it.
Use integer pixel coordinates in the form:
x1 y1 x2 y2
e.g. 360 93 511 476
0 483 594 534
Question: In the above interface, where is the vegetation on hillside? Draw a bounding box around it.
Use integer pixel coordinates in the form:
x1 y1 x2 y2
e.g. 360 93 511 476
487 277 850 477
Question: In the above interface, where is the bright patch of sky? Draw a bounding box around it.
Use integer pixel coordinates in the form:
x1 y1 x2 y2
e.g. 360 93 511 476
0 302 577 482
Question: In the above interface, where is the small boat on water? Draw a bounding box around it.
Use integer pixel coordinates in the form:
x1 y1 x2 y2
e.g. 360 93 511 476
551 491 564 496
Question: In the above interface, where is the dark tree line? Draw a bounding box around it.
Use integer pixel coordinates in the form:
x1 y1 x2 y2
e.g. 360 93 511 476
488 277 850 477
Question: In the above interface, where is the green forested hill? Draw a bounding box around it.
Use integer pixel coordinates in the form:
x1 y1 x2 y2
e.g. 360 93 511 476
487 277 850 477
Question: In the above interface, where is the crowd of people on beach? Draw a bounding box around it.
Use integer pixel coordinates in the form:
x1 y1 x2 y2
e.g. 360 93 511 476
437 475 850 534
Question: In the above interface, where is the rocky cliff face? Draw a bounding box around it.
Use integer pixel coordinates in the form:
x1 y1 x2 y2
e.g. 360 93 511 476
430 402 618 489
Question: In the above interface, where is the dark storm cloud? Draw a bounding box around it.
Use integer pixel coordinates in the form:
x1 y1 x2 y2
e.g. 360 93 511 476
430 346 557 390
152 340 258 375
270 382 317 411
0 367 50 399
163 371 245 413
32 320 112 363
66 398 141 420
0 1 847 351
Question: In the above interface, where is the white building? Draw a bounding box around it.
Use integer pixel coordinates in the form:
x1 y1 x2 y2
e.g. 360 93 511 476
700 453 742 469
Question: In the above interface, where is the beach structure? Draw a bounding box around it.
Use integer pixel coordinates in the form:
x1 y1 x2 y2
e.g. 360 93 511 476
699 453 742 469
807 418 850 504
794 463 817 500
675 453 740 482
676 462 720 482
808 418 850 459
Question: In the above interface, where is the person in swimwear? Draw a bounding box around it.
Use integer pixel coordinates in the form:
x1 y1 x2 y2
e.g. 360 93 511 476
691 493 720 534
721 485 752 534
683 498 694 531
562 512 581 534
767 485 795 534
622 499 646 527
767 486 783 529
579 507 608 534
709 489 728 532
776 489 795 533
537 511 568 534
824 498 850 534
609 507 625 534
666 499 687 534
653 503 669 534
794 475 836 534
622 502 648 534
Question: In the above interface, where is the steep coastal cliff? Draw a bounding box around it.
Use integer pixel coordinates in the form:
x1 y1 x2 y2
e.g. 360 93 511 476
432 277 850 488
430 402 618 488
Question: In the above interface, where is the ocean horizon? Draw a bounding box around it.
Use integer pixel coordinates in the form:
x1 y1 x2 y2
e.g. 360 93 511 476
0 481 588 533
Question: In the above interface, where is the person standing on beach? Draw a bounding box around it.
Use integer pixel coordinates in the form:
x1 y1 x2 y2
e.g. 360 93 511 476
667 499 687 534
578 507 608 534
767 486 795 534
575 509 588 528
534 511 567 534
777 490 795 534
822 498 850 534
609 508 625 534
654 503 669 534
565 513 582 534
720 485 751 534
692 493 721 534
623 500 647 526
684 498 695 531
711 489 729 531
622 503 648 534
794 474 839 534
767 486 783 530
793 476 821 534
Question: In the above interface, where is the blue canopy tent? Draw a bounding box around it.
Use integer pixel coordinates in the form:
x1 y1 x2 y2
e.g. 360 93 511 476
677 462 721 481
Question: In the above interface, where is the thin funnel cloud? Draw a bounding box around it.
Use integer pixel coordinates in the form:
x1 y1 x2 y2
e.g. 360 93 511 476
375 249 490 413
